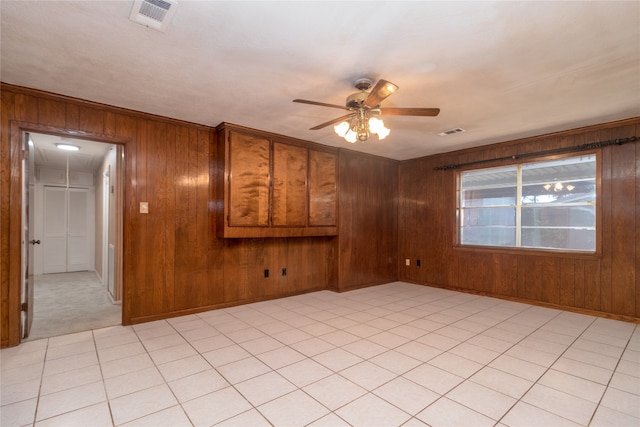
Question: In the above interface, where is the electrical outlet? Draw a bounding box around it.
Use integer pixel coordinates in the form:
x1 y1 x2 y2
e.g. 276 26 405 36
264 269 269 278
139 202 149 214
405 258 410 266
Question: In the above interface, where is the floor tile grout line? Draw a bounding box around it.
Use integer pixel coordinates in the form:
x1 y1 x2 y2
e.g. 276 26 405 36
181 300 421 425
384 302 566 424
130 319 199 427
239 290 585 424
31 337 49 427
494 314 601 426
92 329 118 427
585 323 639 426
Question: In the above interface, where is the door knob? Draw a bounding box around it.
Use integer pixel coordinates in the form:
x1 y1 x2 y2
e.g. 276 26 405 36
29 239 41 245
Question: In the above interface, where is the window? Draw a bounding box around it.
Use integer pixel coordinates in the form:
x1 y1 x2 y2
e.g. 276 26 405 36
457 154 597 252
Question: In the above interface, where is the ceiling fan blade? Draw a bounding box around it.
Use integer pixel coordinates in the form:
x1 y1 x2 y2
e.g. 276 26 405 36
364 79 399 108
310 114 355 130
380 107 441 117
293 99 348 110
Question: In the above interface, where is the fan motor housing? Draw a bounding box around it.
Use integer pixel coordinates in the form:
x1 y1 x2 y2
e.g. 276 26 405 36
346 92 367 108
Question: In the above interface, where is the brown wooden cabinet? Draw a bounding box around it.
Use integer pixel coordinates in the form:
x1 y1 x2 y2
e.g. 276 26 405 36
217 123 337 238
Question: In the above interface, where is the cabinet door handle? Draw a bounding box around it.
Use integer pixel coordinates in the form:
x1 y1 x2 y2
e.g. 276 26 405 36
29 239 41 245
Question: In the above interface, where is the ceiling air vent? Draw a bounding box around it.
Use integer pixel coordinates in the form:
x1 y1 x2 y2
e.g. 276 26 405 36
129 0 178 32
438 128 466 136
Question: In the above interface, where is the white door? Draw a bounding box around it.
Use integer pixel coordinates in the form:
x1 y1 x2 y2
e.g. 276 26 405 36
43 187 67 273
68 188 89 271
21 132 36 339
43 186 90 273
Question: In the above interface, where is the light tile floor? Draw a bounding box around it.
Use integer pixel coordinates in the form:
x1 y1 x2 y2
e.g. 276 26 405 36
2 282 639 427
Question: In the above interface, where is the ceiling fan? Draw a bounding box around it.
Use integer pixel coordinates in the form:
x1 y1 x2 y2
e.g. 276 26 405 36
293 78 440 143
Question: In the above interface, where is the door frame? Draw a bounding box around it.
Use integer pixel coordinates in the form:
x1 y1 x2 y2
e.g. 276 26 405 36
8 121 128 346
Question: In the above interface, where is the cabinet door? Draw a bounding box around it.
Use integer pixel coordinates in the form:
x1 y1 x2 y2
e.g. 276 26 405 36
228 133 270 226
272 142 307 226
308 150 337 226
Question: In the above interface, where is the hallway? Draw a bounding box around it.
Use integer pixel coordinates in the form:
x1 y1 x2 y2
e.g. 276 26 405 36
27 271 121 341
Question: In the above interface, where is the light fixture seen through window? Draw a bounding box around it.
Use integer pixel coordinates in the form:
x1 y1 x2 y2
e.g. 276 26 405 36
55 143 80 151
543 182 575 192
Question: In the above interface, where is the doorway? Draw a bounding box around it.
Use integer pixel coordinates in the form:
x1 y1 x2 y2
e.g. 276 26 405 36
24 132 123 341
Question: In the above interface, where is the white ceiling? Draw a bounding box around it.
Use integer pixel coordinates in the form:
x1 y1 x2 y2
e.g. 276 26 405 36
2 1 639 161
30 133 112 172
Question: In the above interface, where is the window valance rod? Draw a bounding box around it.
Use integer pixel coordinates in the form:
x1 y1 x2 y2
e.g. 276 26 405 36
433 136 638 171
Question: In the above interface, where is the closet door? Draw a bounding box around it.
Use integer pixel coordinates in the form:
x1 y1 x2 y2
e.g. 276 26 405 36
42 186 90 273
67 188 89 272
43 186 68 273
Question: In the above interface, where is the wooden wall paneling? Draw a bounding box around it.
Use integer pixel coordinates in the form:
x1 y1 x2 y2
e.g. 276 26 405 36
420 159 436 284
114 114 136 325
290 237 335 293
518 254 563 305
516 255 536 302
200 129 224 306
444 168 459 288
174 126 208 310
493 253 518 297
543 256 562 305
14 93 39 124
37 97 66 127
419 160 436 284
78 106 106 134
65 103 80 130
409 160 423 282
383 159 399 281
399 118 640 319
573 259 586 309
0 91 14 346
151 121 176 316
596 128 613 314
583 259 602 312
610 124 637 316
636 122 640 318
559 258 576 307
337 151 398 290
402 158 427 283
478 253 497 294
223 239 262 302
127 119 148 320
104 112 118 137
208 131 225 303
268 238 289 297
463 252 495 294
397 161 413 281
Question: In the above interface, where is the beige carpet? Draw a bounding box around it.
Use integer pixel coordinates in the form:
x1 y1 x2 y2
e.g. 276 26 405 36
26 271 121 341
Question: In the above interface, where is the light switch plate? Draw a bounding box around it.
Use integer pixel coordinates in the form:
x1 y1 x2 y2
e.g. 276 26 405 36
140 202 149 214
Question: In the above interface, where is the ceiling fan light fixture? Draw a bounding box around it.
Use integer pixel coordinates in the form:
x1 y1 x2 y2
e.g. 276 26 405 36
294 77 439 144
344 129 358 143
369 117 390 140
334 121 350 138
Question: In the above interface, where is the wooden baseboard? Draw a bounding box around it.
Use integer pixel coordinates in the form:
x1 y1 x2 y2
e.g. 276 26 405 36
402 279 640 324
128 286 326 325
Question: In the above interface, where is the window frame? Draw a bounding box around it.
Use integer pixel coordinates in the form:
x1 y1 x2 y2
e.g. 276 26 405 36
454 151 602 257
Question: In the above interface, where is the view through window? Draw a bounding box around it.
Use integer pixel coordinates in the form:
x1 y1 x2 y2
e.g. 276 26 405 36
457 154 597 252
